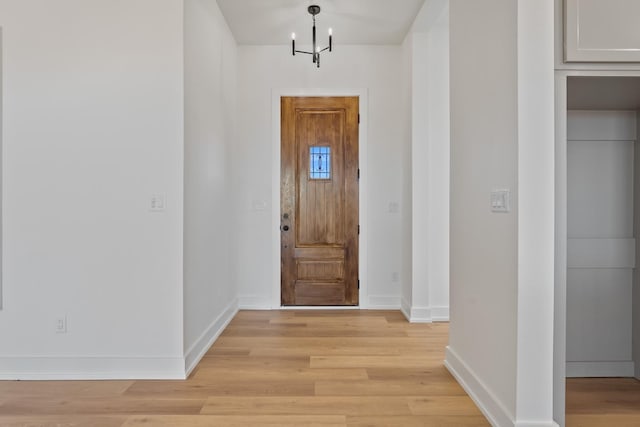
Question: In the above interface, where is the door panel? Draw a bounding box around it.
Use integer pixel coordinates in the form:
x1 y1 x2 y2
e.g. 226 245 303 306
297 112 345 246
281 97 359 306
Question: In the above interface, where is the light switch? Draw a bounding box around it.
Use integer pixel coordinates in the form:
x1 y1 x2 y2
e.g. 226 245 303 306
150 194 166 212
55 315 67 334
491 189 510 213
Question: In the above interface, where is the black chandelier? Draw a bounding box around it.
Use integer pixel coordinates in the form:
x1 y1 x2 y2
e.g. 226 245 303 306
291 5 332 68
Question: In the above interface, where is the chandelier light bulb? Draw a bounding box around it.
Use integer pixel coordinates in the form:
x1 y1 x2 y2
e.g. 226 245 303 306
328 28 332 36
291 32 296 40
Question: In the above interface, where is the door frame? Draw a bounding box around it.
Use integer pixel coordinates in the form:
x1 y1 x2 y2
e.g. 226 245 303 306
271 88 369 309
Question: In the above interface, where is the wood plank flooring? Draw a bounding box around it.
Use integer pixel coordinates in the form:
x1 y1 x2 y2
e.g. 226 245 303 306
566 377 640 427
0 310 489 426
0 310 638 426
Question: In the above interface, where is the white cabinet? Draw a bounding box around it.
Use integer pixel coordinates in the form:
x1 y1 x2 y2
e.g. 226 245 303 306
565 0 640 62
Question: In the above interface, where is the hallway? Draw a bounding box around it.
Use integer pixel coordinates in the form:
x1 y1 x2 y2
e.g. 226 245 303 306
0 310 487 426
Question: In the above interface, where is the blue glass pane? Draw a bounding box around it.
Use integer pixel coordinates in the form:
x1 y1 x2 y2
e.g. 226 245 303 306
310 146 331 179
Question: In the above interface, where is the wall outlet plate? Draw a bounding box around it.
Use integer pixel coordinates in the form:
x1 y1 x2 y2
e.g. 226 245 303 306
491 189 511 213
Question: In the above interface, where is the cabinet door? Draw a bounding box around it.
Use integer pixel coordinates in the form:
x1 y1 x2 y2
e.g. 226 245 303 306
565 0 640 62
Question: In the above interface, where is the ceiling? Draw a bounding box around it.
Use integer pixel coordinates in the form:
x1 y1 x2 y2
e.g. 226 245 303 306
216 0 426 45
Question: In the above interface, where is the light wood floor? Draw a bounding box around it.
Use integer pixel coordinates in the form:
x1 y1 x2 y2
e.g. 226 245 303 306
0 310 638 427
566 377 640 427
0 310 487 426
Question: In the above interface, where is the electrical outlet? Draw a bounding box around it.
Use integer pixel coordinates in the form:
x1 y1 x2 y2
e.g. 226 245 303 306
55 316 67 334
251 200 268 211
392 272 400 282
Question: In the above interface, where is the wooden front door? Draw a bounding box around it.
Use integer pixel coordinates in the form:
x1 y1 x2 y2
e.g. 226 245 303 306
281 96 359 306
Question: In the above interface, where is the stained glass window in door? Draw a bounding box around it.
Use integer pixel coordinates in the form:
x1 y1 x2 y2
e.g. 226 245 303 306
310 146 331 179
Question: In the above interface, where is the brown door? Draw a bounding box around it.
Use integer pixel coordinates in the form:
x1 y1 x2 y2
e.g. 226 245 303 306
281 96 359 306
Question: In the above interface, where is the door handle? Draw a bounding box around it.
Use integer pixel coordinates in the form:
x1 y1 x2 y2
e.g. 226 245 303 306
281 225 290 231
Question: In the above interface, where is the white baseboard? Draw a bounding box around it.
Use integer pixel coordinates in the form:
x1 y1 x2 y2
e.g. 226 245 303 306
367 295 401 309
184 298 239 376
431 305 450 322
445 346 558 427
240 294 406 311
0 356 185 380
408 306 433 323
445 346 514 427
515 422 560 427
264 294 402 310
400 298 411 321
514 421 560 427
238 295 272 310
399 302 450 323
279 306 360 310
566 361 635 378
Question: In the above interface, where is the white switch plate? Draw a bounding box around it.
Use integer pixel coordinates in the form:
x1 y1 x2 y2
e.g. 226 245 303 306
150 194 166 212
55 316 67 334
491 189 511 213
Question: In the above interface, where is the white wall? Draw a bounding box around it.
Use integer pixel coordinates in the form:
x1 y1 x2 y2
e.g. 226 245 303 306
448 0 519 420
554 74 568 427
234 45 407 309
424 5 450 321
447 0 556 425
183 0 238 374
515 3 556 424
404 0 450 323
0 0 185 379
401 33 414 317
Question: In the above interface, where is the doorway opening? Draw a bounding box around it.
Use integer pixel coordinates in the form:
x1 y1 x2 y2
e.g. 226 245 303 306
271 90 368 309
558 75 640 424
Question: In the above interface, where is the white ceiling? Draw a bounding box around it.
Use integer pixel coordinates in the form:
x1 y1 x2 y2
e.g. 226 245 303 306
216 0 426 45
